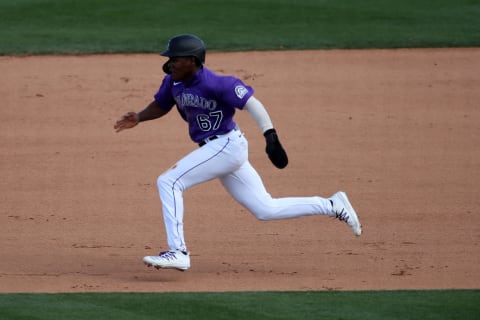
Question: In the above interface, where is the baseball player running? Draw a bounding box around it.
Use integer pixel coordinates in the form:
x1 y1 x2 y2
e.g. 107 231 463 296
114 34 362 271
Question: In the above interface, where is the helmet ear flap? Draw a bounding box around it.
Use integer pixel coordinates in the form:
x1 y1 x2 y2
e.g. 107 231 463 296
194 57 203 68
162 59 171 74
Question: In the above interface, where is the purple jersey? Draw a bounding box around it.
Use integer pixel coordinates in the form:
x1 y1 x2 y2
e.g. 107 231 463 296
154 67 254 143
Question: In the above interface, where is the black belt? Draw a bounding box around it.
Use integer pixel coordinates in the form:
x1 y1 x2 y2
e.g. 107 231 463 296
198 126 239 147
198 135 218 147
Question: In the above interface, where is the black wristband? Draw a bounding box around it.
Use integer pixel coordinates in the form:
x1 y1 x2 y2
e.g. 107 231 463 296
263 128 276 138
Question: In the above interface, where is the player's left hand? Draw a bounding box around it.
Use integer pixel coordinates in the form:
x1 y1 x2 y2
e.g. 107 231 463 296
264 129 288 169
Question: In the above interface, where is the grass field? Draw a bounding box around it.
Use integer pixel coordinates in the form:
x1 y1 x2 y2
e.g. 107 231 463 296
1 290 479 320
1 0 479 319
0 0 479 54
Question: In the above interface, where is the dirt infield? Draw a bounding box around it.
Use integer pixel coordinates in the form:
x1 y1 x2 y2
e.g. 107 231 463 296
1 49 479 293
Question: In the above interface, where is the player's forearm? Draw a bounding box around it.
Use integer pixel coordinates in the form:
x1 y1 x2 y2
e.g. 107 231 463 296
244 96 273 133
138 100 169 122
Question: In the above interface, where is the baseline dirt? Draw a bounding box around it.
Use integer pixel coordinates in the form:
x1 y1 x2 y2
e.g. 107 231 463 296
1 49 479 292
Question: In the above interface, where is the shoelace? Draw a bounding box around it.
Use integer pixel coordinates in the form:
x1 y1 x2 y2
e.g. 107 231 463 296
158 251 178 261
334 208 350 223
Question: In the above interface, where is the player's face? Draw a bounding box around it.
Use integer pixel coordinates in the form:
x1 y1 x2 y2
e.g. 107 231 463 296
168 56 197 81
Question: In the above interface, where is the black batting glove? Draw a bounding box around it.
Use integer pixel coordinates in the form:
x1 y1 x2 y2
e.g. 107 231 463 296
264 128 288 169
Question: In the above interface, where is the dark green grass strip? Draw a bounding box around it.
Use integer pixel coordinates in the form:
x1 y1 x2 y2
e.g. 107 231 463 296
1 0 479 55
0 290 479 320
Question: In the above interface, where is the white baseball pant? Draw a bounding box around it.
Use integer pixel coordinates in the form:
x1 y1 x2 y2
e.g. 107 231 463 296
156 128 333 252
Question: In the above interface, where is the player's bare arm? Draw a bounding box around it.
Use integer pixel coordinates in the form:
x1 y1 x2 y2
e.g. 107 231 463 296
114 100 169 132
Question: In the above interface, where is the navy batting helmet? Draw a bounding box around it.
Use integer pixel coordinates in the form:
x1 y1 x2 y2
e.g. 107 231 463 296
161 34 206 63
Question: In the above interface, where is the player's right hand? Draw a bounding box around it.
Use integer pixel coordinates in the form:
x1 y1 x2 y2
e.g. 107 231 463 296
114 112 139 132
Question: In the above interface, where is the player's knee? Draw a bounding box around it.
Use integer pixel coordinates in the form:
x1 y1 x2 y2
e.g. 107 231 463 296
157 173 183 193
242 199 276 221
157 174 171 191
157 174 164 187
251 209 275 221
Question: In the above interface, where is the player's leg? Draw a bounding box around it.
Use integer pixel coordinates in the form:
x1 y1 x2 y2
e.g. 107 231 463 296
156 133 248 252
220 160 332 220
220 161 362 235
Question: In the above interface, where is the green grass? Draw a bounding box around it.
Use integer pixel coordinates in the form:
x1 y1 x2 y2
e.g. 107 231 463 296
0 290 479 320
0 0 479 55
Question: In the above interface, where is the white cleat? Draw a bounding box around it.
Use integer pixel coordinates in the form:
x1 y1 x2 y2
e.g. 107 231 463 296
143 250 191 271
330 191 362 236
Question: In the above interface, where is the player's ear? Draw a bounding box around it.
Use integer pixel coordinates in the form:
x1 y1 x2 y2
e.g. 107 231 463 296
192 56 202 68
